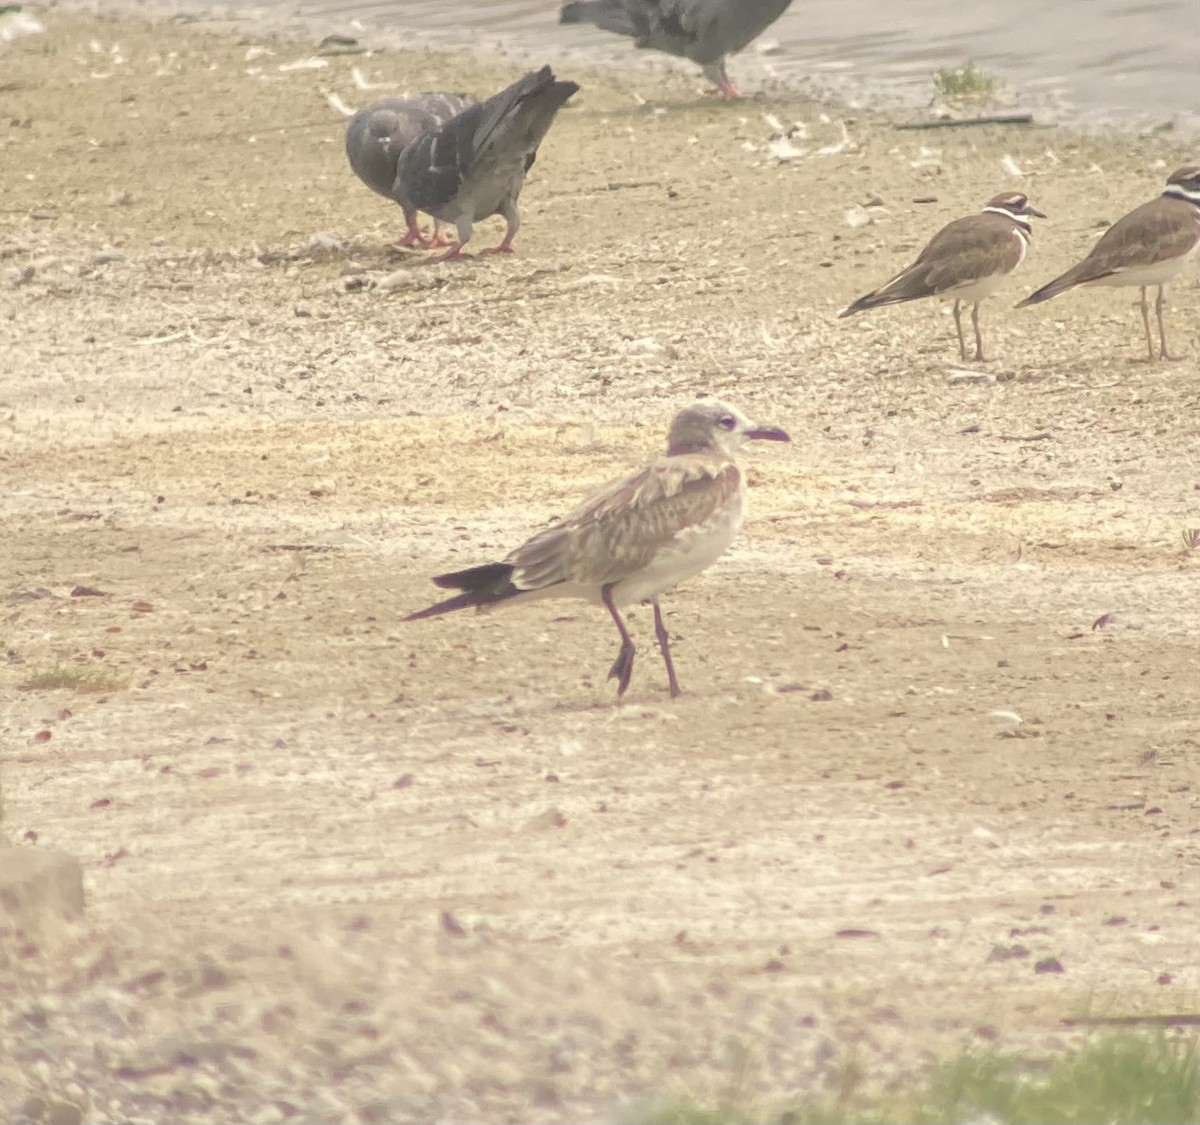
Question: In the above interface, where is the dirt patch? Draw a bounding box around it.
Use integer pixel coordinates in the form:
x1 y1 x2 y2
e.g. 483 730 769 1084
2 9 1199 1123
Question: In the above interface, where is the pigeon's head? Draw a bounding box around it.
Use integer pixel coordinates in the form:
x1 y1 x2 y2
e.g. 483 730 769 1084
667 399 790 456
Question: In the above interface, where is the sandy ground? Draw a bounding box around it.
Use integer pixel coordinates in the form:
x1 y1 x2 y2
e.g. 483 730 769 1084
2 9 1200 1123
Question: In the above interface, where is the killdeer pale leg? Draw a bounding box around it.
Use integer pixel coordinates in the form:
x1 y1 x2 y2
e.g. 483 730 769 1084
1136 286 1154 361
603 583 637 696
404 400 790 698
971 301 986 361
1017 165 1200 361
951 300 967 361
1155 286 1173 359
651 599 682 699
840 192 1045 362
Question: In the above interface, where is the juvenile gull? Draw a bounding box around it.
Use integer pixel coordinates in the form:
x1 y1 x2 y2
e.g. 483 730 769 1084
1016 166 1200 361
404 400 790 698
839 191 1046 362
392 66 578 263
345 94 477 248
558 0 793 99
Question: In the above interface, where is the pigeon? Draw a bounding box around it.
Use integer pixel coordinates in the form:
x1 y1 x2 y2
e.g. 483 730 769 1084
558 0 792 99
840 192 1047 362
392 66 579 263
404 399 790 698
345 93 477 248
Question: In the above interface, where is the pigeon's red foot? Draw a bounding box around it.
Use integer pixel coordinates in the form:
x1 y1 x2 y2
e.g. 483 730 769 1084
425 242 472 264
480 230 518 256
712 77 744 100
394 224 425 249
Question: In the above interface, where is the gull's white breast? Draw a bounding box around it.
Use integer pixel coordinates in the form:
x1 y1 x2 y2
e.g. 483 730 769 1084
611 488 747 607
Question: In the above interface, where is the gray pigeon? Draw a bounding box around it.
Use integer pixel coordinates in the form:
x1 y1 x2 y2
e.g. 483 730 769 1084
392 66 579 263
559 0 792 98
345 93 477 248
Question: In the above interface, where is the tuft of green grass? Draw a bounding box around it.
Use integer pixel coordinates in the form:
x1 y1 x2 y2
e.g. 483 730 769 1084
17 665 130 694
635 1033 1200 1125
932 61 998 102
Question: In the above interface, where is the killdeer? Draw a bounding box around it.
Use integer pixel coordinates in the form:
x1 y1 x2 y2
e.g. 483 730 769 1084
393 66 578 264
404 400 790 698
1016 165 1200 360
558 0 792 100
345 94 477 249
839 192 1047 362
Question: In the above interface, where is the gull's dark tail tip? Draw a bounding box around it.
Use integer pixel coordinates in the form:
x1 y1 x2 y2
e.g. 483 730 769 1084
838 292 880 318
403 562 518 621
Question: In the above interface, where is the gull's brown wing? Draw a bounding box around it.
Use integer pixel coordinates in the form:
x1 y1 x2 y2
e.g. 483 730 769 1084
506 456 741 590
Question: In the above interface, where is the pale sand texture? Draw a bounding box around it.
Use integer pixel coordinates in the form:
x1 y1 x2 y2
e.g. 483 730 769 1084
1 11 1199 1123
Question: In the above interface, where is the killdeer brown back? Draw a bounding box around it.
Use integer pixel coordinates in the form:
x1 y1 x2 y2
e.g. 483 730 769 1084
1016 165 1200 360
404 400 790 699
839 192 1046 362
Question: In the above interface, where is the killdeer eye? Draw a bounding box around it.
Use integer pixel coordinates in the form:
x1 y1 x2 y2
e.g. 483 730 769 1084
718 415 737 431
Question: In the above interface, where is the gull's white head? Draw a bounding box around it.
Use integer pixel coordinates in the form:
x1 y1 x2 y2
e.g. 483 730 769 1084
667 398 791 457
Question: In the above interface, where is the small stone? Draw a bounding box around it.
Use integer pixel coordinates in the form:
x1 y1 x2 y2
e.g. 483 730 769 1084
947 369 993 385
440 910 466 938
